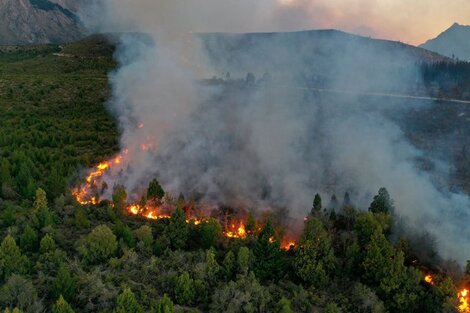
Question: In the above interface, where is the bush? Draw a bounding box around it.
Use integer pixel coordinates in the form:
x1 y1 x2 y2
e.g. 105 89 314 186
79 225 117 264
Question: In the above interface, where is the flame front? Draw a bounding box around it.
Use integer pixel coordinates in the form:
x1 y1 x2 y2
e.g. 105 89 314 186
72 154 125 205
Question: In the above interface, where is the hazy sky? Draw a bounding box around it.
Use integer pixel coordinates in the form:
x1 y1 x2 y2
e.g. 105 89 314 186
272 0 470 44
87 0 469 46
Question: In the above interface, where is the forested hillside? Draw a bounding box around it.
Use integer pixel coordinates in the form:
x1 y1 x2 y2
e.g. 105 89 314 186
0 36 468 313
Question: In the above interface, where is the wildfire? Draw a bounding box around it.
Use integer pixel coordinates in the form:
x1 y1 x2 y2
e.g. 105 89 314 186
459 289 469 313
422 275 469 313
281 241 296 250
72 154 126 205
225 222 247 239
425 274 434 285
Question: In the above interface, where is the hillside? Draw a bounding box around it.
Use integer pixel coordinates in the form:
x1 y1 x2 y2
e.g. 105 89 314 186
0 35 468 313
421 23 470 61
0 0 84 45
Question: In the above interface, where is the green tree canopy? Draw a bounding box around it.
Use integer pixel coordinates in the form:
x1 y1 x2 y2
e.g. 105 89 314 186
253 220 285 281
39 234 56 254
19 225 38 252
112 185 127 213
174 272 195 305
0 235 28 281
165 207 189 250
114 287 143 313
369 187 395 214
147 179 165 202
151 294 174 313
79 224 117 264
52 264 76 302
311 193 322 215
52 295 75 313
294 217 336 288
33 188 48 212
199 218 222 249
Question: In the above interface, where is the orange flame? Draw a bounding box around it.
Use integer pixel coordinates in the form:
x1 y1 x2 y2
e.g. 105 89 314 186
459 289 469 313
72 154 126 205
281 241 296 250
225 222 247 239
425 274 434 285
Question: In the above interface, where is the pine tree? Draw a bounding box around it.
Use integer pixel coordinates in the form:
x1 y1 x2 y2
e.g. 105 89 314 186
39 234 56 254
47 167 65 200
343 192 352 208
174 272 195 305
34 188 48 212
0 159 13 187
253 220 285 281
151 294 174 313
147 179 165 202
362 230 393 285
369 187 394 214
294 217 336 287
311 193 322 215
52 264 76 301
277 297 294 313
114 288 143 313
165 207 189 250
0 235 28 280
237 246 250 275
329 194 339 210
223 250 235 279
19 225 38 252
199 218 221 249
112 185 127 213
52 295 75 313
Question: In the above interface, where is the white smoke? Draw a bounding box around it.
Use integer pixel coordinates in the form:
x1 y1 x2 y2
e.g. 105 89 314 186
79 1 469 265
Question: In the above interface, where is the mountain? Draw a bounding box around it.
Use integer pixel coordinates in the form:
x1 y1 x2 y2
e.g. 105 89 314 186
0 0 84 45
420 23 470 61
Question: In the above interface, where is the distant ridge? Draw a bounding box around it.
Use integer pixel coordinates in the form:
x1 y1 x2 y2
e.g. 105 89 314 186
201 29 450 92
420 23 470 61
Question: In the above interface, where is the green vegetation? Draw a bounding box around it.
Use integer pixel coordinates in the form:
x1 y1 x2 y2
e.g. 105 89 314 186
0 36 466 312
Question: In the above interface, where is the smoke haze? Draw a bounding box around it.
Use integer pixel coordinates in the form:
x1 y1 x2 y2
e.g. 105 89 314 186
80 1 469 264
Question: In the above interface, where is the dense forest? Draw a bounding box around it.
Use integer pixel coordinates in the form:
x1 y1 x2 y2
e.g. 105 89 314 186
0 36 469 313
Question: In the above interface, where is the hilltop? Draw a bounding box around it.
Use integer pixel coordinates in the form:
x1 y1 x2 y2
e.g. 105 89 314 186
421 23 470 61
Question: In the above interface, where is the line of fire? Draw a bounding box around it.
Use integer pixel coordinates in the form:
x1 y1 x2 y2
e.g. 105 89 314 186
72 136 469 313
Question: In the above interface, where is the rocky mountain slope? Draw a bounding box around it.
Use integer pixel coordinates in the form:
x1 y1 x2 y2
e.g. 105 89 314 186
420 23 470 61
0 0 84 44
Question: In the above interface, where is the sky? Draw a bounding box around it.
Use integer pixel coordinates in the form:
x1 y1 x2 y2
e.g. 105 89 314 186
271 0 470 45
85 0 470 46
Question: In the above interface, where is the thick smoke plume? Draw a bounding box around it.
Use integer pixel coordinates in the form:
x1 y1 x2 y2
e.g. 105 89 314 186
80 1 469 265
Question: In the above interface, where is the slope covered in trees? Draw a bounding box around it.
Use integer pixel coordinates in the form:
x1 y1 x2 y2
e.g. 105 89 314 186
0 36 468 313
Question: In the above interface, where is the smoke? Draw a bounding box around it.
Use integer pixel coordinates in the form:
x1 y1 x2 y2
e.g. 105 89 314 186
79 1 469 265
